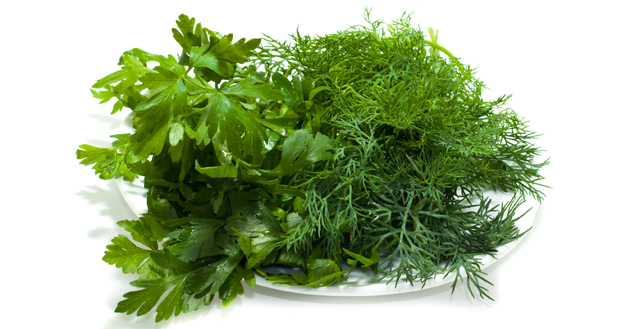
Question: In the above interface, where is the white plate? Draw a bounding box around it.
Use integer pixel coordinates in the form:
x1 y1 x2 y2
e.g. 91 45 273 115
117 176 538 296
115 114 538 296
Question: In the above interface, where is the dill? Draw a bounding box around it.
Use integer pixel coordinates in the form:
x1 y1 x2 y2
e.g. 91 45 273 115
259 9 548 296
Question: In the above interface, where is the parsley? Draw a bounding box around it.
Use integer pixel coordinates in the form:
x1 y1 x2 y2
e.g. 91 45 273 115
78 11 548 322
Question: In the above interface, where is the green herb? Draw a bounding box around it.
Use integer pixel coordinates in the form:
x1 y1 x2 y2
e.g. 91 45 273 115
258 10 548 295
78 10 548 322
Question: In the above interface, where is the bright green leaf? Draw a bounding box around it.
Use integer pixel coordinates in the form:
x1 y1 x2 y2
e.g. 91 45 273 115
195 161 237 179
342 248 380 267
103 235 151 274
169 122 185 147
140 67 179 90
222 77 284 101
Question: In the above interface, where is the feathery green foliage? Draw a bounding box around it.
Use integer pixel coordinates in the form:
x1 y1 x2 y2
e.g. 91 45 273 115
258 9 547 292
78 10 547 322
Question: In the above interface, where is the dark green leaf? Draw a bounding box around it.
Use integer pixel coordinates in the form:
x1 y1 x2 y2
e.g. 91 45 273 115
225 203 284 269
150 249 199 273
167 217 225 262
191 45 235 78
117 219 156 250
183 252 243 295
115 273 188 321
218 266 248 307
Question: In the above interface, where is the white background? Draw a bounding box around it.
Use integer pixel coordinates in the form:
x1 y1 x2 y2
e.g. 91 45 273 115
2 0 638 328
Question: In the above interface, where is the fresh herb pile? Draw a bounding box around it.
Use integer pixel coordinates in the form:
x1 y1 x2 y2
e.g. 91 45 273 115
78 11 548 322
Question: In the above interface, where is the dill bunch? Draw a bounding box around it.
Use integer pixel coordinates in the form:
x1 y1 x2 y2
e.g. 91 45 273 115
259 10 548 297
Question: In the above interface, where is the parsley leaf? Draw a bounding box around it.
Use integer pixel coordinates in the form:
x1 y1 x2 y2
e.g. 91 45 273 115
197 92 268 165
76 134 140 181
103 235 151 274
267 129 333 176
115 273 188 321
166 217 226 262
130 78 188 161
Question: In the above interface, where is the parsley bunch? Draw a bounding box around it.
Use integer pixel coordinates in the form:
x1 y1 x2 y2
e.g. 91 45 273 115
78 11 547 322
